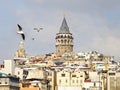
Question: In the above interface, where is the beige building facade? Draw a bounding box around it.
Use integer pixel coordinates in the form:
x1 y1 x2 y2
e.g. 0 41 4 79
107 71 120 90
55 69 85 90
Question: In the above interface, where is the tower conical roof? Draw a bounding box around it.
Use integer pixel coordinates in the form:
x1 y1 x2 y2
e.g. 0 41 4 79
59 17 70 34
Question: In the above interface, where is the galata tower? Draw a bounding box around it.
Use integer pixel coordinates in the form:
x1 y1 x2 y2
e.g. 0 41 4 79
55 17 73 57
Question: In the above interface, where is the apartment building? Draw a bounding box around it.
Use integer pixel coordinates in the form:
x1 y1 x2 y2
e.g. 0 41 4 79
0 73 19 90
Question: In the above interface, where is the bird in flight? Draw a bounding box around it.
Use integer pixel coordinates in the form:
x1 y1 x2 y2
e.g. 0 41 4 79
34 27 43 32
17 24 25 40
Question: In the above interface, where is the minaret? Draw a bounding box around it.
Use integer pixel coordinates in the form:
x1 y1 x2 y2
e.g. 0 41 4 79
15 41 27 58
55 17 73 57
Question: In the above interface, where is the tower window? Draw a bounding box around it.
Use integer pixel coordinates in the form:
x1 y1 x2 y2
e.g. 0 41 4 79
61 40 63 43
61 35 63 38
68 40 69 44
64 40 67 44
58 40 60 43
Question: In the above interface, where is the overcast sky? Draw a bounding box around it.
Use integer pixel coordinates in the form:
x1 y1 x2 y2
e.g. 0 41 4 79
0 0 120 62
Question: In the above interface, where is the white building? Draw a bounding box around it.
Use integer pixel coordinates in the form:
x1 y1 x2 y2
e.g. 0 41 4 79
0 60 15 75
107 71 120 90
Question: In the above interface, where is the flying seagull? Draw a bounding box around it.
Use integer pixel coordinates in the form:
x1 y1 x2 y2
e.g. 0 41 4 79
17 24 25 40
34 27 43 32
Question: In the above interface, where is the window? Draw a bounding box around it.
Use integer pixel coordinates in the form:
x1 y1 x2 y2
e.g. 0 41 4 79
5 82 7 84
64 40 67 44
80 75 83 77
61 40 63 43
109 73 115 76
61 74 65 77
72 75 76 77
